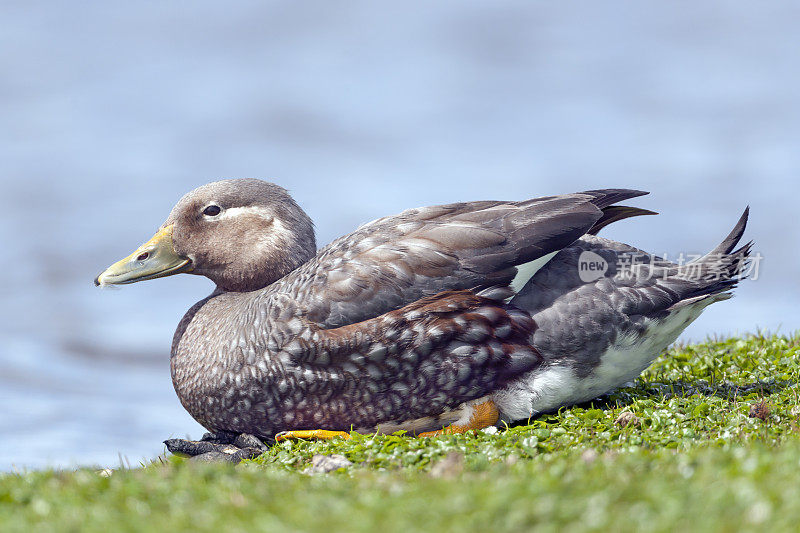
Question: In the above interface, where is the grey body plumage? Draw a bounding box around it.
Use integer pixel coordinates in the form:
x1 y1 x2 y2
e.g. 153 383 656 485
493 211 750 420
96 179 751 438
515 211 750 379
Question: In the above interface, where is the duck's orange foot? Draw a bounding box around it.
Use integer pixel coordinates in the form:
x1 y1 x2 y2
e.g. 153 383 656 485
418 400 500 437
274 429 353 442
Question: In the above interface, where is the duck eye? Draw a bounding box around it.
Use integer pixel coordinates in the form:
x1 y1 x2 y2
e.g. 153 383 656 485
203 205 222 217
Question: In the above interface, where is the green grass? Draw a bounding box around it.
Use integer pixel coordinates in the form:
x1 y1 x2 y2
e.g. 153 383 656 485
2 333 799 532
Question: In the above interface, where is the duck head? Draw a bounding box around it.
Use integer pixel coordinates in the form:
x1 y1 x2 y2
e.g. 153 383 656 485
95 179 316 292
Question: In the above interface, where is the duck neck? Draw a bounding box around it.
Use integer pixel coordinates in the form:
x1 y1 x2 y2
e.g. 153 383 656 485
206 236 317 292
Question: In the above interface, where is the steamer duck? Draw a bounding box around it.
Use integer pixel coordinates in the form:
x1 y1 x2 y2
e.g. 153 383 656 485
95 179 750 445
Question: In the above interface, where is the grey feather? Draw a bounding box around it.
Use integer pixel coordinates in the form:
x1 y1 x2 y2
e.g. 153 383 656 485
511 209 752 378
587 205 658 235
280 195 611 328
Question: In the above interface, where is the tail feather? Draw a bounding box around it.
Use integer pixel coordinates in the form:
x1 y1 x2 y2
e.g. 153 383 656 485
587 205 658 235
673 208 753 302
701 206 750 258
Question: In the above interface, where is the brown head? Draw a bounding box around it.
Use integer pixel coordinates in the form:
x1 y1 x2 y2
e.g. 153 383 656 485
95 179 316 292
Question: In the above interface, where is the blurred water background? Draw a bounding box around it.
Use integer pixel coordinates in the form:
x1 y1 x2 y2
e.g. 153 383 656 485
1 1 798 471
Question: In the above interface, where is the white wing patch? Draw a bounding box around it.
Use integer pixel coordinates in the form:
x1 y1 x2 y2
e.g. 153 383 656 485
509 251 558 293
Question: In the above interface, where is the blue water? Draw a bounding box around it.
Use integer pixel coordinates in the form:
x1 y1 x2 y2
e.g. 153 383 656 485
1 1 798 471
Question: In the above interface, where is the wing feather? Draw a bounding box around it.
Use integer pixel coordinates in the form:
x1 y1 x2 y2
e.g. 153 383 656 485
269 190 647 329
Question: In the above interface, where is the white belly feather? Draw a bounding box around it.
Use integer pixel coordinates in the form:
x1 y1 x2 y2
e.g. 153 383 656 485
492 300 711 423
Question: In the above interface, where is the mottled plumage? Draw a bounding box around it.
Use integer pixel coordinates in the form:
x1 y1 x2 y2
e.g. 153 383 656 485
172 287 539 435
95 179 751 439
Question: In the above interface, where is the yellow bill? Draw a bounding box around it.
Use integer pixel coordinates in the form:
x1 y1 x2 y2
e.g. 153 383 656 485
94 224 193 286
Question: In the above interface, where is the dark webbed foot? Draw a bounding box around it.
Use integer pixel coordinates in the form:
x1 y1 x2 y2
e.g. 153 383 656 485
201 430 238 444
164 432 268 464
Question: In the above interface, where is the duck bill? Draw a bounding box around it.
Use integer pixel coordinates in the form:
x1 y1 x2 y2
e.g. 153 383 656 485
94 225 193 286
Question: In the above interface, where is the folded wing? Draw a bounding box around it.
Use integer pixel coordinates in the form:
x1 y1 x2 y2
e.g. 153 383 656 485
278 189 648 329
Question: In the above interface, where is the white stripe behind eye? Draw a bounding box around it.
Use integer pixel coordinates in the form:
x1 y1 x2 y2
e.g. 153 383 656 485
214 205 291 244
218 205 276 221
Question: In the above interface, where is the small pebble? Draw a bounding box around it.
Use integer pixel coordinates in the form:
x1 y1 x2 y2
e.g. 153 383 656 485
749 400 770 420
615 411 641 427
481 426 499 435
303 454 352 474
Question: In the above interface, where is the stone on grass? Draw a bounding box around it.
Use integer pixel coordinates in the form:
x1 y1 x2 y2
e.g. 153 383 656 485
303 454 352 474
748 400 770 421
615 411 641 427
